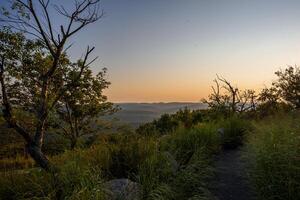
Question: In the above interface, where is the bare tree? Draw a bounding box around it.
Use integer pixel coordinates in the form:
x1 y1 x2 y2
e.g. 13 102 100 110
216 75 239 113
0 0 102 171
203 75 257 116
237 89 257 113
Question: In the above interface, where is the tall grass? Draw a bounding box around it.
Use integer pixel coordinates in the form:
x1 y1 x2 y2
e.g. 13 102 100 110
0 155 34 170
0 133 159 200
218 116 251 149
138 123 220 199
0 116 250 200
0 154 106 200
246 112 300 200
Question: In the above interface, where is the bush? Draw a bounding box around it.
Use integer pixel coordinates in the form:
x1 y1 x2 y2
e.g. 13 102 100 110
218 116 250 149
246 112 300 200
160 124 220 164
136 109 209 136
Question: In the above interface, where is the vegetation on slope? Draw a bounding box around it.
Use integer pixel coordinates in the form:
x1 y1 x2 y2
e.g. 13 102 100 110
246 112 300 200
0 1 299 200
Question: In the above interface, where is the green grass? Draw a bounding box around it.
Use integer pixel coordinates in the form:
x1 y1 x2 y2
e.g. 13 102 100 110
218 116 251 149
0 122 223 200
138 123 220 199
0 155 106 200
0 155 34 170
246 112 300 200
0 115 261 200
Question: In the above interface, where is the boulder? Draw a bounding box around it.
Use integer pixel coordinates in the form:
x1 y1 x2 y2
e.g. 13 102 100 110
162 151 179 174
104 178 141 200
217 127 225 138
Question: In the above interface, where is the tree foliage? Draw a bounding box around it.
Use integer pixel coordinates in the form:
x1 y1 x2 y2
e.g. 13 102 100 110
273 66 300 108
0 0 103 171
136 108 206 136
54 67 117 149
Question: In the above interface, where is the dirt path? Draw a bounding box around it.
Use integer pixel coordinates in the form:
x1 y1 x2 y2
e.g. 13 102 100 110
210 148 257 200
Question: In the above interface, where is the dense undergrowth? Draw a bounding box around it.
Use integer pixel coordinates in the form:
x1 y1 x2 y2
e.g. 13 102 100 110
0 117 249 200
246 111 300 200
0 112 299 200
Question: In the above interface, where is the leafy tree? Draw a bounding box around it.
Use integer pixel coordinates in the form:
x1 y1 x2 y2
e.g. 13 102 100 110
174 107 195 128
273 66 300 108
0 0 103 171
154 113 178 134
255 66 299 116
54 67 117 149
256 87 281 116
136 108 207 136
191 109 208 124
136 113 178 136
136 122 158 136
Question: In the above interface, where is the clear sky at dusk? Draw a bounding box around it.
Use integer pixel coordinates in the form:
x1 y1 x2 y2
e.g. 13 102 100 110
4 0 300 102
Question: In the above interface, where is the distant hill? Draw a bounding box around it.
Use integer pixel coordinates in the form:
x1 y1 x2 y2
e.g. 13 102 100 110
107 102 207 127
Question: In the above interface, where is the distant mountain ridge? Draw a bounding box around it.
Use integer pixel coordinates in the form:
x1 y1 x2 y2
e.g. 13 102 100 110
109 102 207 127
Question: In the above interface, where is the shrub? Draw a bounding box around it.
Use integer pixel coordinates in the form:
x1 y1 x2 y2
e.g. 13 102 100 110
136 109 209 136
218 116 250 149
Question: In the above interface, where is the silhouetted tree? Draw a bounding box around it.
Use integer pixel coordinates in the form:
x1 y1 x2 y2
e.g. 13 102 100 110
203 75 257 117
154 113 178 134
256 87 281 116
273 66 300 108
174 107 194 128
136 108 208 136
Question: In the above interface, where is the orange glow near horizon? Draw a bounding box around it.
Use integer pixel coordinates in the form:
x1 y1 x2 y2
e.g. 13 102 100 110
65 0 300 103
104 66 276 103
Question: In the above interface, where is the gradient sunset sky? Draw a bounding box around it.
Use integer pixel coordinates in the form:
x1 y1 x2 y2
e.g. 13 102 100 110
6 0 300 102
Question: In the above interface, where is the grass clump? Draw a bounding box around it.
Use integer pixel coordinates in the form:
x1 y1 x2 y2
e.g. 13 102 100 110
138 123 219 199
218 116 250 149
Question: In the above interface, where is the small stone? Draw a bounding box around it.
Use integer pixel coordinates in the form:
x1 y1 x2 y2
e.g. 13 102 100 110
104 179 141 200
218 128 225 137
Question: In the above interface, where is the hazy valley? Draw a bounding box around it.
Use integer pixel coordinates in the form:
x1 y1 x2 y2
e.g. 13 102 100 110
110 102 207 126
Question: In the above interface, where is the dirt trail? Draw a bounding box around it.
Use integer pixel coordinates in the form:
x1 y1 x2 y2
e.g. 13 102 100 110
210 148 257 200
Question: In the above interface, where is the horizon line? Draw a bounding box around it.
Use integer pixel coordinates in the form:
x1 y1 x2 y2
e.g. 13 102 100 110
113 101 203 104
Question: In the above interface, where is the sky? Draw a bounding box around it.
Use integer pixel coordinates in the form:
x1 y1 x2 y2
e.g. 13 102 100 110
3 0 300 102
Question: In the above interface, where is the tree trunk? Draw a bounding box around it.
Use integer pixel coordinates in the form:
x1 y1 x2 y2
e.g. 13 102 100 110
70 138 77 150
26 143 52 171
27 143 63 199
